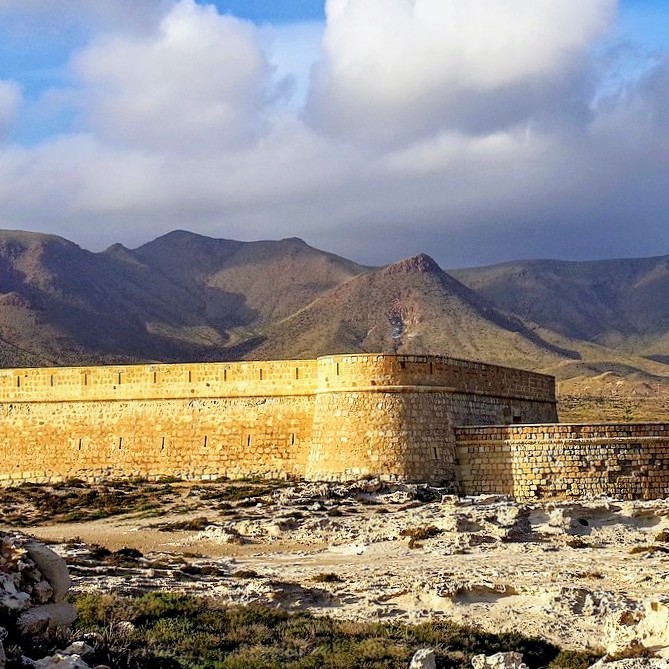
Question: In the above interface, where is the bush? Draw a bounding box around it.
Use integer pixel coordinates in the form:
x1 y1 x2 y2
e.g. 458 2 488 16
66 591 566 669
548 649 602 669
311 573 343 583
400 525 442 548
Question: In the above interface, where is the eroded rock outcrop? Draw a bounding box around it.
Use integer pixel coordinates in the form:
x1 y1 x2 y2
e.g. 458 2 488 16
409 648 436 669
0 532 87 668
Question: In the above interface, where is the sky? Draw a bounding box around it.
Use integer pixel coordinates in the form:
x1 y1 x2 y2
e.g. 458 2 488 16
0 1 668 268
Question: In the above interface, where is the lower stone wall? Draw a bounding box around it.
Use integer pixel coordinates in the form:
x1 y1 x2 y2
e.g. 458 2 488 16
455 424 669 500
0 396 314 484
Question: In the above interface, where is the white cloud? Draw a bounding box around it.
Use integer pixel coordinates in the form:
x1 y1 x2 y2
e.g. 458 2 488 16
0 80 22 139
72 0 279 151
305 0 615 143
1 0 669 269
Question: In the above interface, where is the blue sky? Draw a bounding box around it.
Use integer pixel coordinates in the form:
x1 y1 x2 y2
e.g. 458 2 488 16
213 0 325 23
0 0 668 267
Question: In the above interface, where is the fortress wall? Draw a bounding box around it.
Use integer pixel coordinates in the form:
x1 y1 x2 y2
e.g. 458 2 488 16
0 395 314 484
0 354 560 487
306 355 556 485
455 424 669 499
316 354 555 403
0 359 319 403
448 394 558 427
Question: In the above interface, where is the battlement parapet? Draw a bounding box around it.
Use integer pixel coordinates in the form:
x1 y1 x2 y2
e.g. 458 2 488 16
0 354 555 404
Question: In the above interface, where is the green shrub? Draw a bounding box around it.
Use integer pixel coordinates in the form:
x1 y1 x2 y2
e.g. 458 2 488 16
66 591 566 669
548 649 602 669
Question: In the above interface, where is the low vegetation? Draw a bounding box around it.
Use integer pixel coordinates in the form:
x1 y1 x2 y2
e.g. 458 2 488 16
0 479 175 526
0 478 293 527
311 572 343 583
12 592 596 669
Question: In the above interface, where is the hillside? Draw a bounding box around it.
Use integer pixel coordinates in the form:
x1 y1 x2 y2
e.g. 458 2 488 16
3 227 669 421
451 256 669 357
0 229 367 365
250 253 577 368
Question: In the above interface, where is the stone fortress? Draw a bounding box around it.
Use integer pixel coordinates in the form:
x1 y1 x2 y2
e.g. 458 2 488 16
1 353 669 499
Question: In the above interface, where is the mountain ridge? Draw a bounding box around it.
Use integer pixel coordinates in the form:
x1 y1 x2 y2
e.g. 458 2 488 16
2 228 669 421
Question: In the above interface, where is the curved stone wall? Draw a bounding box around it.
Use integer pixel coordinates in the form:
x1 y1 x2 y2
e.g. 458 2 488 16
307 389 455 484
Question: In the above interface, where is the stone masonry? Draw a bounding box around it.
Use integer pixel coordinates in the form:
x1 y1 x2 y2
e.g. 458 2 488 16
0 354 555 488
1 353 669 499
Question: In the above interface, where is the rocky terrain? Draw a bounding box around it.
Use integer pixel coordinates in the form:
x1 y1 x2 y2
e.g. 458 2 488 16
3 479 669 665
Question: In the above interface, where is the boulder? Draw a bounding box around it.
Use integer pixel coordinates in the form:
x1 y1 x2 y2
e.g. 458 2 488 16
409 648 436 669
18 602 78 635
26 542 71 602
34 652 91 669
32 640 94 669
471 652 527 669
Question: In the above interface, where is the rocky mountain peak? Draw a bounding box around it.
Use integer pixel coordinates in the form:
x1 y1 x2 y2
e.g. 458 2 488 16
381 253 442 276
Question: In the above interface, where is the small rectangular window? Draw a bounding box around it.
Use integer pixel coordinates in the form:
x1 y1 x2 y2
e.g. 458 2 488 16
295 367 299 380
50 375 54 387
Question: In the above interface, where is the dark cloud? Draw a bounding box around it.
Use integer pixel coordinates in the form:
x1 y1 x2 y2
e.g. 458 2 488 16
0 0 669 270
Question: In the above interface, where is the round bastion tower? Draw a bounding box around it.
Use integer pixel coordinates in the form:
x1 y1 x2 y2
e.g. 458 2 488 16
306 354 457 485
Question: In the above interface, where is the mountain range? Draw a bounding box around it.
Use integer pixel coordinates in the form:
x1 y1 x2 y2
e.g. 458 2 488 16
2 228 669 419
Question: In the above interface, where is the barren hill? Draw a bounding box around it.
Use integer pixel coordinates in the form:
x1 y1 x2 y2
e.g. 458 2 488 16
0 229 366 365
250 253 577 367
452 256 669 358
131 231 367 328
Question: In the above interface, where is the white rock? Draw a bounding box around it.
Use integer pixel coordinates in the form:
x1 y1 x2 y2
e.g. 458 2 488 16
34 652 90 669
26 542 71 602
112 621 136 635
409 648 436 669
471 652 527 669
62 643 94 658
18 602 78 635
